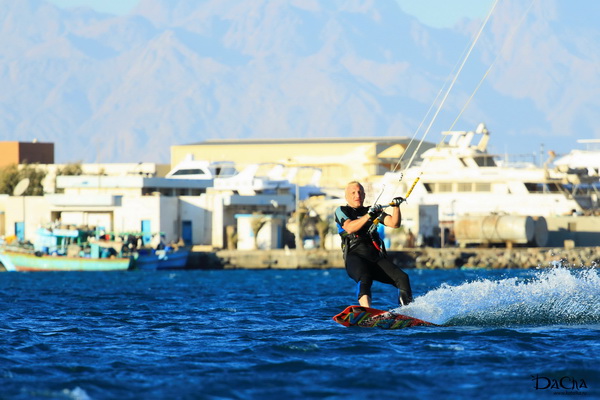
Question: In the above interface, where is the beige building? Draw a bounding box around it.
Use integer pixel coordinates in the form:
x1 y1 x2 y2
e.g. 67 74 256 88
171 137 435 188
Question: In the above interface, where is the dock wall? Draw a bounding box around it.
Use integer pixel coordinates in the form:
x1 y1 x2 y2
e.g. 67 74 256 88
187 247 600 270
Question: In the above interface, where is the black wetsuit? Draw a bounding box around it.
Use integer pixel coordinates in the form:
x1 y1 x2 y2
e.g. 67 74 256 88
334 205 413 305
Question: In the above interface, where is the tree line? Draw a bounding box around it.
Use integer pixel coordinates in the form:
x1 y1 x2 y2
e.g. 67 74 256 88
0 162 82 195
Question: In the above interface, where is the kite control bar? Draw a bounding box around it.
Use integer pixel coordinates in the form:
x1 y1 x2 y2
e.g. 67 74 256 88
370 174 421 227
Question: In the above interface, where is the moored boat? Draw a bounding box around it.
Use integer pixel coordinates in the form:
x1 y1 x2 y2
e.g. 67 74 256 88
0 228 132 272
155 248 190 270
132 248 190 270
376 123 600 221
0 246 131 272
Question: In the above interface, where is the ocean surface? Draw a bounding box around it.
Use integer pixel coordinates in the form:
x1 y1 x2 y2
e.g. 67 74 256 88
1 266 599 400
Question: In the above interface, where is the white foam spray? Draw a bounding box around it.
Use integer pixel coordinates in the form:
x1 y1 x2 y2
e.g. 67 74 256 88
395 268 600 326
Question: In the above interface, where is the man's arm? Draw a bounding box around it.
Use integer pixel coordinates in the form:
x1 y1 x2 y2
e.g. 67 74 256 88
342 214 372 234
383 205 401 228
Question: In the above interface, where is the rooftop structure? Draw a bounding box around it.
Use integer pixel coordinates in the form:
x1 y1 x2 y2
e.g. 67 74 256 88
0 141 54 167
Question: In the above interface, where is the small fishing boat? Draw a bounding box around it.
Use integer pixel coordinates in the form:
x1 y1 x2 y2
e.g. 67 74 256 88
132 247 190 270
0 228 132 272
0 248 131 272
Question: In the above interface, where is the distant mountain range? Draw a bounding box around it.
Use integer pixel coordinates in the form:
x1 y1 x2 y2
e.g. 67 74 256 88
1 0 599 163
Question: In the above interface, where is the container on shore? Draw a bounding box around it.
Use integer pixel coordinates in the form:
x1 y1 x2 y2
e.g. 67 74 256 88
454 215 539 245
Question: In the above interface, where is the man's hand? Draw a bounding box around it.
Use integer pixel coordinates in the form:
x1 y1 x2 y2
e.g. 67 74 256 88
390 197 406 207
368 204 383 218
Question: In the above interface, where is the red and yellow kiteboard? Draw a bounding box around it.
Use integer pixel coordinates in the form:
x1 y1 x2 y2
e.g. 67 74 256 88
333 305 438 329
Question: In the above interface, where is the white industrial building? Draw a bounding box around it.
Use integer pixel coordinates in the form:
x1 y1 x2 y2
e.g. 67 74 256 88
1 170 295 250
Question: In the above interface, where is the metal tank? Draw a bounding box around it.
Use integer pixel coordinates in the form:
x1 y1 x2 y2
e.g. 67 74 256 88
454 215 536 245
532 216 548 247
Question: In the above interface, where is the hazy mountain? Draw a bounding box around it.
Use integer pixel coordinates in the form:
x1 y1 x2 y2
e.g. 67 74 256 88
1 0 599 163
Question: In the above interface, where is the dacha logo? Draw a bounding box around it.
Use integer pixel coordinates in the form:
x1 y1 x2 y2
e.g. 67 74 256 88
532 374 589 392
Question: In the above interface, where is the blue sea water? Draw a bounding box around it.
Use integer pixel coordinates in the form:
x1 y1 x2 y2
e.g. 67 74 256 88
1 267 599 400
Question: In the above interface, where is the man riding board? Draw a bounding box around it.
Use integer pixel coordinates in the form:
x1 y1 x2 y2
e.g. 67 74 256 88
334 181 413 308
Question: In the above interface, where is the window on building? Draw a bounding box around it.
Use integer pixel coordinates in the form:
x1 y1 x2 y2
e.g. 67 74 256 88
437 183 453 192
457 182 472 192
474 183 491 192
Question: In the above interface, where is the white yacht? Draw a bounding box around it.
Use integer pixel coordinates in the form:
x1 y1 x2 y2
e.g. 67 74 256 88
214 163 324 199
166 155 238 180
554 139 600 177
376 123 600 222
167 155 323 199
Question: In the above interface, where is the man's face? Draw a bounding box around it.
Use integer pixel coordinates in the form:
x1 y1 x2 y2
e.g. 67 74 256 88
345 183 365 208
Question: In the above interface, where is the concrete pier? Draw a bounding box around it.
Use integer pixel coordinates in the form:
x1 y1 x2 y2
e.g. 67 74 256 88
187 246 600 270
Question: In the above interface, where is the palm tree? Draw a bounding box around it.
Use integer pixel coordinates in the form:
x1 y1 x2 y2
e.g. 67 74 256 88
316 216 331 250
251 214 267 249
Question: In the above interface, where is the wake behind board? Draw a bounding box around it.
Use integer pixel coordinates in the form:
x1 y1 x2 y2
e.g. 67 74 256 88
333 305 438 329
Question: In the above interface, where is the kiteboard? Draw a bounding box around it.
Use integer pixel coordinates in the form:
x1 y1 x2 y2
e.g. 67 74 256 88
333 305 438 329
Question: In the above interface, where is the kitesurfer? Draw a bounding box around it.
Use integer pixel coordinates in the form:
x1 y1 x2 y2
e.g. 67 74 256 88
334 181 413 307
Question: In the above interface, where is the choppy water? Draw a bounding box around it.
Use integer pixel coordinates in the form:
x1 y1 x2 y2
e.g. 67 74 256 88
1 267 599 399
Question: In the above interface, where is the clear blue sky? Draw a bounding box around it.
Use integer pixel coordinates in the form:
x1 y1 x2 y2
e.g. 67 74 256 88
47 0 139 15
46 0 495 28
396 0 496 28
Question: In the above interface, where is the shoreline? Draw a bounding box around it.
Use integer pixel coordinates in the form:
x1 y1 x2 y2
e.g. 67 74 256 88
188 246 600 270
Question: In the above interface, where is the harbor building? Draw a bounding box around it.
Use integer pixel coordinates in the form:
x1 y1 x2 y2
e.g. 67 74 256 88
1 171 295 250
2 126 599 252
